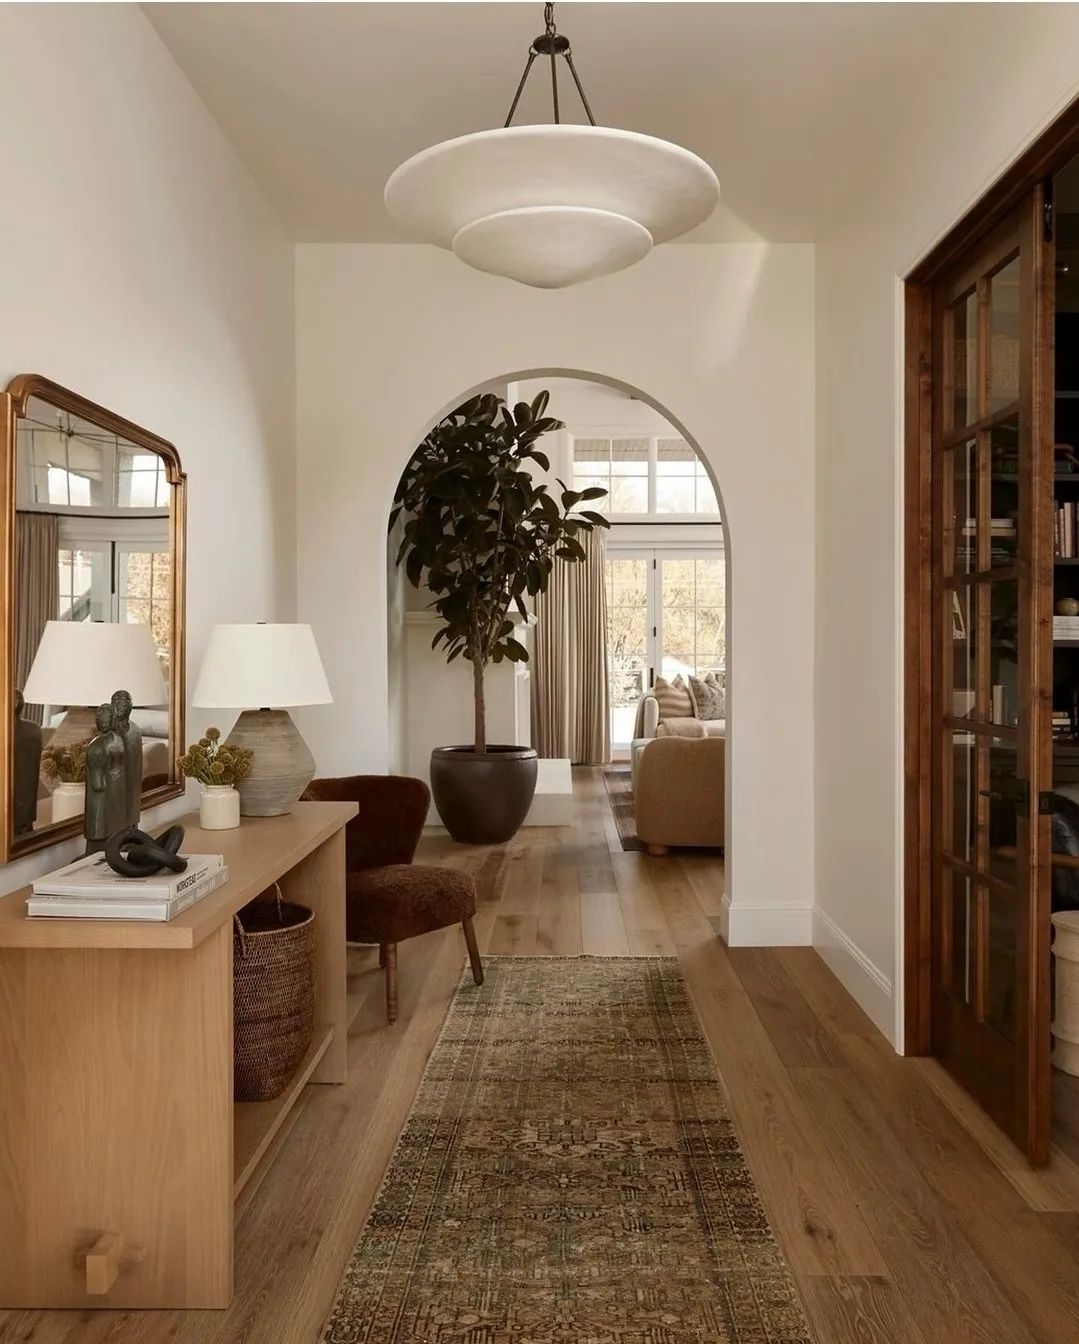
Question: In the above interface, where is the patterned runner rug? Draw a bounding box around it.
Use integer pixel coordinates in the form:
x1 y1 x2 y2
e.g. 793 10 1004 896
322 957 812 1344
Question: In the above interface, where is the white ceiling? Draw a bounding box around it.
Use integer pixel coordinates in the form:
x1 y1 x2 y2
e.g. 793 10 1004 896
144 2 972 244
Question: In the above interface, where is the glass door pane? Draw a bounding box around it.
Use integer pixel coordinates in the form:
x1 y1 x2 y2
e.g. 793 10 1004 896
117 546 172 679
605 554 650 747
56 543 110 625
658 556 727 684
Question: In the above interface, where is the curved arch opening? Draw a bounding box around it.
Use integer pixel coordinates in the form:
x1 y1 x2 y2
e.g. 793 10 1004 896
387 368 731 902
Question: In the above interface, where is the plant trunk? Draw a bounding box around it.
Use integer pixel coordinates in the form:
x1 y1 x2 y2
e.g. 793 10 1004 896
472 652 487 754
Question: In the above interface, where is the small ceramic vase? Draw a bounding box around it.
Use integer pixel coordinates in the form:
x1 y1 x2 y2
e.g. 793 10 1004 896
200 784 240 831
51 781 86 824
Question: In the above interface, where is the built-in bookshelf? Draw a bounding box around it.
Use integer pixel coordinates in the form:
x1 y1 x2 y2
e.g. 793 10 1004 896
1051 309 1079 749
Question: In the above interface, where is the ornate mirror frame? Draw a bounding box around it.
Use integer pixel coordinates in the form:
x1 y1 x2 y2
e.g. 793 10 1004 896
0 374 187 862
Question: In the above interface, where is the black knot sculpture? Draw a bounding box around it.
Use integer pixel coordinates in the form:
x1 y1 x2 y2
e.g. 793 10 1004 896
104 825 188 879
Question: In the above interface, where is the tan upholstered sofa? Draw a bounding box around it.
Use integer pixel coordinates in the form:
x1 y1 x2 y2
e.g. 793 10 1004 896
634 735 725 855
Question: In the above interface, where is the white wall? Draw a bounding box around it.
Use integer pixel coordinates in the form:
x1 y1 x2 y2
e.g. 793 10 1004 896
814 6 1079 1042
296 243 815 939
514 376 683 438
0 5 295 891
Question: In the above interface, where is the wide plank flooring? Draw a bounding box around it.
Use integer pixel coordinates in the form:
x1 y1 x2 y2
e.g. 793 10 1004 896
2 767 1078 1344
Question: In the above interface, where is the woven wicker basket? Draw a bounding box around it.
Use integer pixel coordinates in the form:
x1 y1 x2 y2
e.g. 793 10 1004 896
233 885 315 1103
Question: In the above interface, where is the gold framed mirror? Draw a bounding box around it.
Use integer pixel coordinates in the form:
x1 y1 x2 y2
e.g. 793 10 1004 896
0 375 187 861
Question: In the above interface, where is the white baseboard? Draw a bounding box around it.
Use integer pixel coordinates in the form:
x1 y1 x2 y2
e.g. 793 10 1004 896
812 905 895 1042
719 895 813 946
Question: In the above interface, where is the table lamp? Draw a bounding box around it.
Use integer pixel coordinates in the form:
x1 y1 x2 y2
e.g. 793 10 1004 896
22 620 166 746
191 623 332 816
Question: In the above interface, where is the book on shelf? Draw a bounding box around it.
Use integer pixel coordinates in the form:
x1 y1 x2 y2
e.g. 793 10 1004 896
1057 501 1079 558
28 853 229 921
961 518 1017 538
27 867 229 922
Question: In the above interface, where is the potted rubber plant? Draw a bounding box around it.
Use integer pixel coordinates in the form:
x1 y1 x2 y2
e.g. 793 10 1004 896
391 390 608 843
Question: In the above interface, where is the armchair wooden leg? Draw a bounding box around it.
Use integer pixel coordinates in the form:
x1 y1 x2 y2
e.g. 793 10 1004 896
462 915 484 986
384 943 398 1023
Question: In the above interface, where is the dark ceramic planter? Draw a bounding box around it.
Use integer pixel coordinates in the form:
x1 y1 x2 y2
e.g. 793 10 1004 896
430 745 539 844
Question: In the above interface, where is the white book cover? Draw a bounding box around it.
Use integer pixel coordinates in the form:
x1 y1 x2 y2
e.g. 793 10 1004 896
32 851 225 900
28 866 229 921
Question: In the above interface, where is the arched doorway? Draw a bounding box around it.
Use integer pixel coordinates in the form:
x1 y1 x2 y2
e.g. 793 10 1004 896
387 369 730 880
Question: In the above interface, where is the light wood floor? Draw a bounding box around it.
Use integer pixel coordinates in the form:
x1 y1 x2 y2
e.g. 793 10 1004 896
4 768 1079 1344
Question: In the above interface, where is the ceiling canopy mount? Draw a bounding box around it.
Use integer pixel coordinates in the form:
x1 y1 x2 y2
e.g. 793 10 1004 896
503 2 596 129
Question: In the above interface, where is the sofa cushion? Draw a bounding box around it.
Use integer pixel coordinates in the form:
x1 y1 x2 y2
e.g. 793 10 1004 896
702 718 726 738
653 674 693 721
688 672 726 721
657 717 707 739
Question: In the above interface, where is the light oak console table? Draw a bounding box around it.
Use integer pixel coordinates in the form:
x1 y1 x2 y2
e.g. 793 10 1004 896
0 800 357 1309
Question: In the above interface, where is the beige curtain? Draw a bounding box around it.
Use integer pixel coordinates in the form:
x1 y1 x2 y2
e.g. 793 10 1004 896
15 512 59 725
532 528 610 765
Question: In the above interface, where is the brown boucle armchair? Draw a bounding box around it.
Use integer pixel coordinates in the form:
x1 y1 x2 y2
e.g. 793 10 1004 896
303 774 483 1023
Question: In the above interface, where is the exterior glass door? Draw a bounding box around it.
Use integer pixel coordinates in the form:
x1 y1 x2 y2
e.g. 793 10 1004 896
606 553 651 748
606 548 726 747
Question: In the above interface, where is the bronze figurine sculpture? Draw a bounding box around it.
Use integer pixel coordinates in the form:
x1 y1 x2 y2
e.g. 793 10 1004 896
84 703 127 853
110 689 143 826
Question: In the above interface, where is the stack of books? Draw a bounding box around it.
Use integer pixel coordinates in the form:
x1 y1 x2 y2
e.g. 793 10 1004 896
1054 615 1079 643
958 517 1017 567
1057 502 1079 558
1053 710 1075 742
28 852 228 921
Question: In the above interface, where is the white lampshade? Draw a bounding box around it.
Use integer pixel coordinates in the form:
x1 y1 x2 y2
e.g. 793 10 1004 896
192 624 332 709
22 620 166 707
385 125 719 289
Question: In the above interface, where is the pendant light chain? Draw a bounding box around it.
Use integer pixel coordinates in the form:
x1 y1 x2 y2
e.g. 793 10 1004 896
503 2 597 129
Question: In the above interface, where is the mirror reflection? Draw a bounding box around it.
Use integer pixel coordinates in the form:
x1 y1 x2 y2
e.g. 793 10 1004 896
12 393 176 844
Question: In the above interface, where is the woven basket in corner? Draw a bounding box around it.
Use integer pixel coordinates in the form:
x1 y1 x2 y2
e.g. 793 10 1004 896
233 888 315 1102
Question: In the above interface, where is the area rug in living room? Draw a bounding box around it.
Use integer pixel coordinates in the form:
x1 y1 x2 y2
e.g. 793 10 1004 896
602 766 643 850
321 956 812 1344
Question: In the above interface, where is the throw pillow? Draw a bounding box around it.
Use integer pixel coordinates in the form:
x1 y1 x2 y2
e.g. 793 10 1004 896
653 674 693 722
689 672 725 721
706 671 727 718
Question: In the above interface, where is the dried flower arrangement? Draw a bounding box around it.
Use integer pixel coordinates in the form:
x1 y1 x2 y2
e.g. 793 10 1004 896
40 738 90 784
180 727 254 787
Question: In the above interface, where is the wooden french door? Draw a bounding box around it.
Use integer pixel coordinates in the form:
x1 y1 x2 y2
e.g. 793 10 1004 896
929 188 1054 1162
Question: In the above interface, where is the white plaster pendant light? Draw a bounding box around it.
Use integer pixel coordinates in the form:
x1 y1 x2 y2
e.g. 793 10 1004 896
384 3 719 289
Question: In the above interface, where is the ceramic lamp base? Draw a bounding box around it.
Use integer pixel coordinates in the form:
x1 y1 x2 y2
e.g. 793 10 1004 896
225 709 315 817
48 706 99 749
